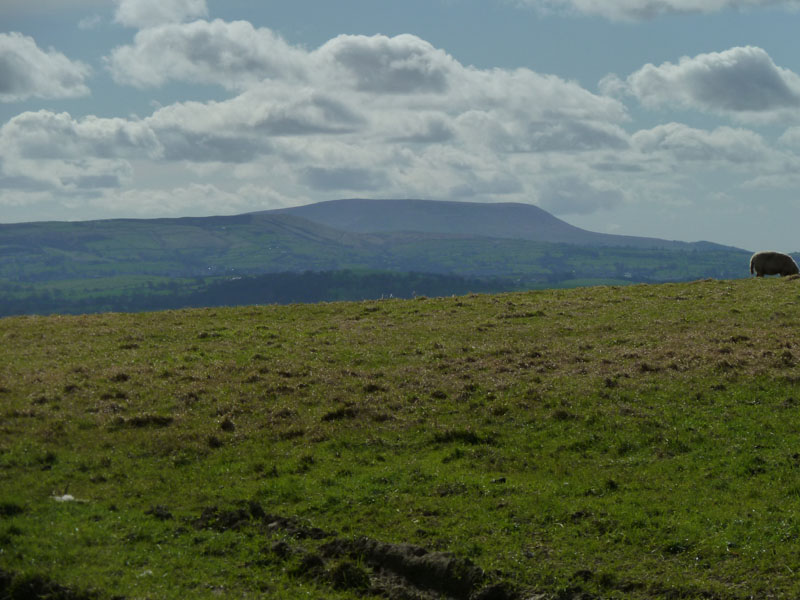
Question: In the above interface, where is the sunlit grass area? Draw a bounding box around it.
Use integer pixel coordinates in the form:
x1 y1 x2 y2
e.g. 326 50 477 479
2 277 800 598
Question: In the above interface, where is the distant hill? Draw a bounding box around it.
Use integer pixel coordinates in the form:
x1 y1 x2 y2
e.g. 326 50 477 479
0 199 756 316
0 212 387 282
271 198 744 251
0 200 747 285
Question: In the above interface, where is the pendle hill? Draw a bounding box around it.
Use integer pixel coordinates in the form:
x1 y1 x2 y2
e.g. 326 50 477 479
0 199 754 316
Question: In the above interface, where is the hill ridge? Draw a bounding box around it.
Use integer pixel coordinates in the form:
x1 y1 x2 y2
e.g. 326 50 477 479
0 198 753 316
268 198 745 251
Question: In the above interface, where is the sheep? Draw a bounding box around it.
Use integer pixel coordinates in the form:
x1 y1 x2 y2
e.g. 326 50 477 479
750 251 799 277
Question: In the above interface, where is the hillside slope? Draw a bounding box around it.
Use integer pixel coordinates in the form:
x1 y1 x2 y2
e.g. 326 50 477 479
272 198 743 250
0 199 754 316
0 212 387 281
0 203 750 287
3 279 800 599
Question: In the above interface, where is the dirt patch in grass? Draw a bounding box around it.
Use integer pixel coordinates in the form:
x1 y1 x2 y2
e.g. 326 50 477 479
322 405 361 422
0 570 102 600
193 502 331 540
432 429 497 446
0 502 25 517
109 413 174 428
321 537 488 599
188 501 521 600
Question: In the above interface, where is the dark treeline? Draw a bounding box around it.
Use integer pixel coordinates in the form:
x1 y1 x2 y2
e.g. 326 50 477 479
0 270 519 317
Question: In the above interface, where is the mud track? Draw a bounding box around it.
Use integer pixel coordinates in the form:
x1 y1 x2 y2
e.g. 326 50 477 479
193 501 523 600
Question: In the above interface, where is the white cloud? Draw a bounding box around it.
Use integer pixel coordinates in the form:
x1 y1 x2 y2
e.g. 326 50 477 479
608 46 800 122
141 85 371 164
146 85 364 138
2 155 133 192
386 112 456 144
312 34 457 95
511 0 800 21
0 33 91 102
742 172 800 190
113 0 208 28
632 122 774 163
105 24 630 186
108 19 306 89
0 110 160 192
4 22 640 218
458 113 629 153
108 24 627 122
779 126 800 149
1 110 161 160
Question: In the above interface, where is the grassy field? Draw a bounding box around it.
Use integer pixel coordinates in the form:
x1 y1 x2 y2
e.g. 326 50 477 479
2 277 800 599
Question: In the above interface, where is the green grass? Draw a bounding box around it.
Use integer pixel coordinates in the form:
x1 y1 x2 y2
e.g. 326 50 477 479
2 277 800 598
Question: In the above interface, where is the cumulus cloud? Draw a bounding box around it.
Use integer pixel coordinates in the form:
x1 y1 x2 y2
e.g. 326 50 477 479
779 126 800 149
605 46 800 121
106 24 629 180
154 129 269 163
108 25 627 119
386 113 455 144
109 28 460 96
313 34 456 94
511 0 800 21
141 86 370 164
108 19 306 89
3 22 640 219
741 172 800 190
632 122 773 163
1 110 161 160
0 110 158 192
0 33 91 102
3 155 133 192
507 120 629 153
147 86 364 139
114 0 208 28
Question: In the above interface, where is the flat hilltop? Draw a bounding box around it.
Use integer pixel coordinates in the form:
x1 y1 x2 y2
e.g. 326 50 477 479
3 278 800 599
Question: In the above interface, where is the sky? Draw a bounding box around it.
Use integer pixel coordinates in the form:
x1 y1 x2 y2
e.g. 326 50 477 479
2 0 800 251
